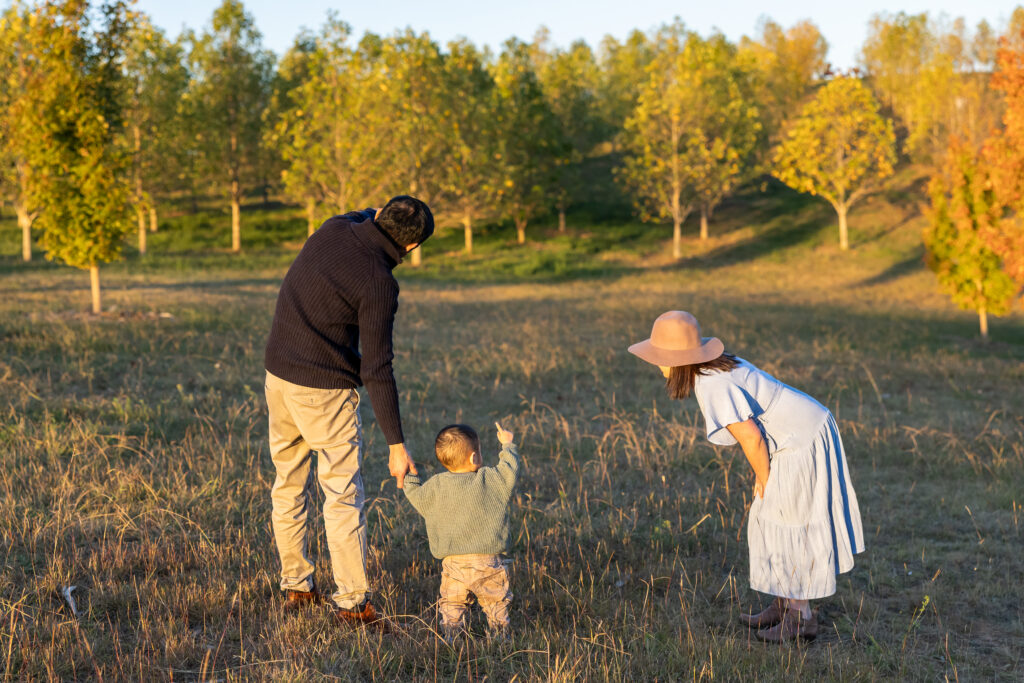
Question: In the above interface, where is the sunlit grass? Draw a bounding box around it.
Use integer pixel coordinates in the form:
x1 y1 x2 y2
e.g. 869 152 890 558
0 177 1022 680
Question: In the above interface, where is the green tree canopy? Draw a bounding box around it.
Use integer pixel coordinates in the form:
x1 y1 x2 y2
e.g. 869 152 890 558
187 0 274 252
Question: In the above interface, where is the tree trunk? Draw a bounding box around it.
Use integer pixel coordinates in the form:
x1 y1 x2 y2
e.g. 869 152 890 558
672 215 682 260
137 208 147 255
231 179 241 253
410 245 422 266
149 206 158 233
463 211 473 255
306 199 317 237
89 265 101 314
16 203 32 262
837 203 849 251
134 124 146 255
516 219 526 245
978 306 989 341
700 205 710 241
558 208 566 233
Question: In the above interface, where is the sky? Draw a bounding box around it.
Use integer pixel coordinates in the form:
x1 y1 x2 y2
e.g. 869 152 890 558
131 0 1016 68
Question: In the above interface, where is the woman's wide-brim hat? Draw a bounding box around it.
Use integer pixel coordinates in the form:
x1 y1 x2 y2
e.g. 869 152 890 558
628 310 724 367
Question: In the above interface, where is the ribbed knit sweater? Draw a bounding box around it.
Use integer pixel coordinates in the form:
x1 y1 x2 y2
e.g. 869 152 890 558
264 209 405 444
403 443 521 559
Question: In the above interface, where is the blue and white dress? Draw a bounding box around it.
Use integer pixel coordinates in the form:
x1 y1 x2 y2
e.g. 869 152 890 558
694 358 865 600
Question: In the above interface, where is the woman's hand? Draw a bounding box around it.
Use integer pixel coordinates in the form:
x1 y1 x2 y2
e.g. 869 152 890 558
753 476 768 499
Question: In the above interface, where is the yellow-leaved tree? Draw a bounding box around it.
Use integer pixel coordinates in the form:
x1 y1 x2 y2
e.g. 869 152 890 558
618 24 761 257
772 77 896 250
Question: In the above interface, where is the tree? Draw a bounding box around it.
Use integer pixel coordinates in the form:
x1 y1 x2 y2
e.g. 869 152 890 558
617 25 761 256
533 37 603 232
979 26 1024 290
187 0 274 252
437 38 497 254
490 39 560 244
123 15 188 254
860 12 932 130
268 20 391 238
19 0 134 313
597 29 654 149
773 77 896 250
924 143 1017 339
740 19 827 151
376 30 448 265
0 3 41 262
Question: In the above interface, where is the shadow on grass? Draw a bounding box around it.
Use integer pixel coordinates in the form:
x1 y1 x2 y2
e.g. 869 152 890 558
856 245 926 287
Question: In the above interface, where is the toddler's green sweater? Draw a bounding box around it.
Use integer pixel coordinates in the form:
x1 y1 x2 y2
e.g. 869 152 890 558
403 443 520 559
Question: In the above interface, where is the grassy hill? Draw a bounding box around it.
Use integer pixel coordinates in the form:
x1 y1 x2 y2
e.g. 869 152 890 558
0 176 1021 680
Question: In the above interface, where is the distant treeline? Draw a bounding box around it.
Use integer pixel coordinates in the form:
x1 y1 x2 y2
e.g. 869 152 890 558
1 1 1022 330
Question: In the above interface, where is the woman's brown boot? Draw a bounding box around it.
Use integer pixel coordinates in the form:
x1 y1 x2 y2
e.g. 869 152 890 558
739 597 785 628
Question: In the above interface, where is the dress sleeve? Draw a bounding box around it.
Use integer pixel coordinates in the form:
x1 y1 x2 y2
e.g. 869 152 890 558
695 375 758 446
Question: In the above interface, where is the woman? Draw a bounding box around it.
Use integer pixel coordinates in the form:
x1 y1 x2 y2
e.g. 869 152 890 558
628 310 864 642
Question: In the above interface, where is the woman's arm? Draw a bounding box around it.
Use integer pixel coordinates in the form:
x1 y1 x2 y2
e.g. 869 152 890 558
725 418 770 498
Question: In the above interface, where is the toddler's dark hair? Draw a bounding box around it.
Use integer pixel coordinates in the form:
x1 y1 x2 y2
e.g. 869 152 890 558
666 353 740 399
434 424 480 470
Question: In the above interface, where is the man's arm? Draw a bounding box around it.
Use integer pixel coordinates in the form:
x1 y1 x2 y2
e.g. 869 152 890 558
358 274 417 487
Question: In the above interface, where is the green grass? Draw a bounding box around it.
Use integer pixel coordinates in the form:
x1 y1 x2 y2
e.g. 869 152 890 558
0 179 1022 680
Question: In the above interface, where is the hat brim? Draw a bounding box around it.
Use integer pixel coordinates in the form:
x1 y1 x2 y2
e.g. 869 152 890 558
627 336 725 368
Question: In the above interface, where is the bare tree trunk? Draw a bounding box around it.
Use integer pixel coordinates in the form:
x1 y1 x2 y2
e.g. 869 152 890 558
306 199 317 237
558 207 566 233
463 210 473 255
231 178 241 253
516 218 526 245
699 205 709 241
673 215 682 260
90 265 101 314
410 245 422 266
149 206 158 233
134 124 146 255
837 203 849 250
230 132 241 253
16 203 33 262
978 306 989 341
137 208 147 255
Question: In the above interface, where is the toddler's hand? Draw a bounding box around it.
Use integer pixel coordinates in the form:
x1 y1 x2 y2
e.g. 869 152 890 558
495 421 514 445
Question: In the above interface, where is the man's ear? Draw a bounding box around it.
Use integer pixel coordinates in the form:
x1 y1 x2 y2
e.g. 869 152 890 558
374 207 383 220
405 241 419 253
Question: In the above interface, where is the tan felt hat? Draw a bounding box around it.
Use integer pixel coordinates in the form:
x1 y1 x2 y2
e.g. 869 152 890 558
628 310 725 367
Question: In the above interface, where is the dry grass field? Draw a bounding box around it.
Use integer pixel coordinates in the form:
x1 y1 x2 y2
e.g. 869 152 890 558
1 181 1022 680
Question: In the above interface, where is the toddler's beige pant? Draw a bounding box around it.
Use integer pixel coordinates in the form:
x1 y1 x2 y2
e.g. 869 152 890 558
265 371 367 609
438 554 512 631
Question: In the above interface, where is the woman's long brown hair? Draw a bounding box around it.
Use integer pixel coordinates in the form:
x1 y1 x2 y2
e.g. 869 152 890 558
666 353 740 399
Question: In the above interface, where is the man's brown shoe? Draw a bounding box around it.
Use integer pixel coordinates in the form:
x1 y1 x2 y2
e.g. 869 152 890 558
739 598 785 628
334 600 391 633
755 609 818 643
283 588 323 612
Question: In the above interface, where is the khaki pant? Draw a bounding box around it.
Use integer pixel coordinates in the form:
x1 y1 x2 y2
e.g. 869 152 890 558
265 371 367 609
438 554 512 631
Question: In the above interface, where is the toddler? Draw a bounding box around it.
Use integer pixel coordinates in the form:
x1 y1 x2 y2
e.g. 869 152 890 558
403 422 521 637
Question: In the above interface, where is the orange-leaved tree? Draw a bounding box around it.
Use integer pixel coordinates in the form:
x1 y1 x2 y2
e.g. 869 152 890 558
772 77 896 250
981 28 1024 289
923 142 1017 340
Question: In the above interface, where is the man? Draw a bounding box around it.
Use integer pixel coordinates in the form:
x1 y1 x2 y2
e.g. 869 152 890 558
263 195 433 625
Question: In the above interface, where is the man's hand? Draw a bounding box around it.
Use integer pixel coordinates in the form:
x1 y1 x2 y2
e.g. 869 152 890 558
495 421 514 445
389 443 417 489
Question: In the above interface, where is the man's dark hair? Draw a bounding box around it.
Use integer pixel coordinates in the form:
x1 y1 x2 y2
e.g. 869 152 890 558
376 195 434 249
666 353 740 399
435 424 480 470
